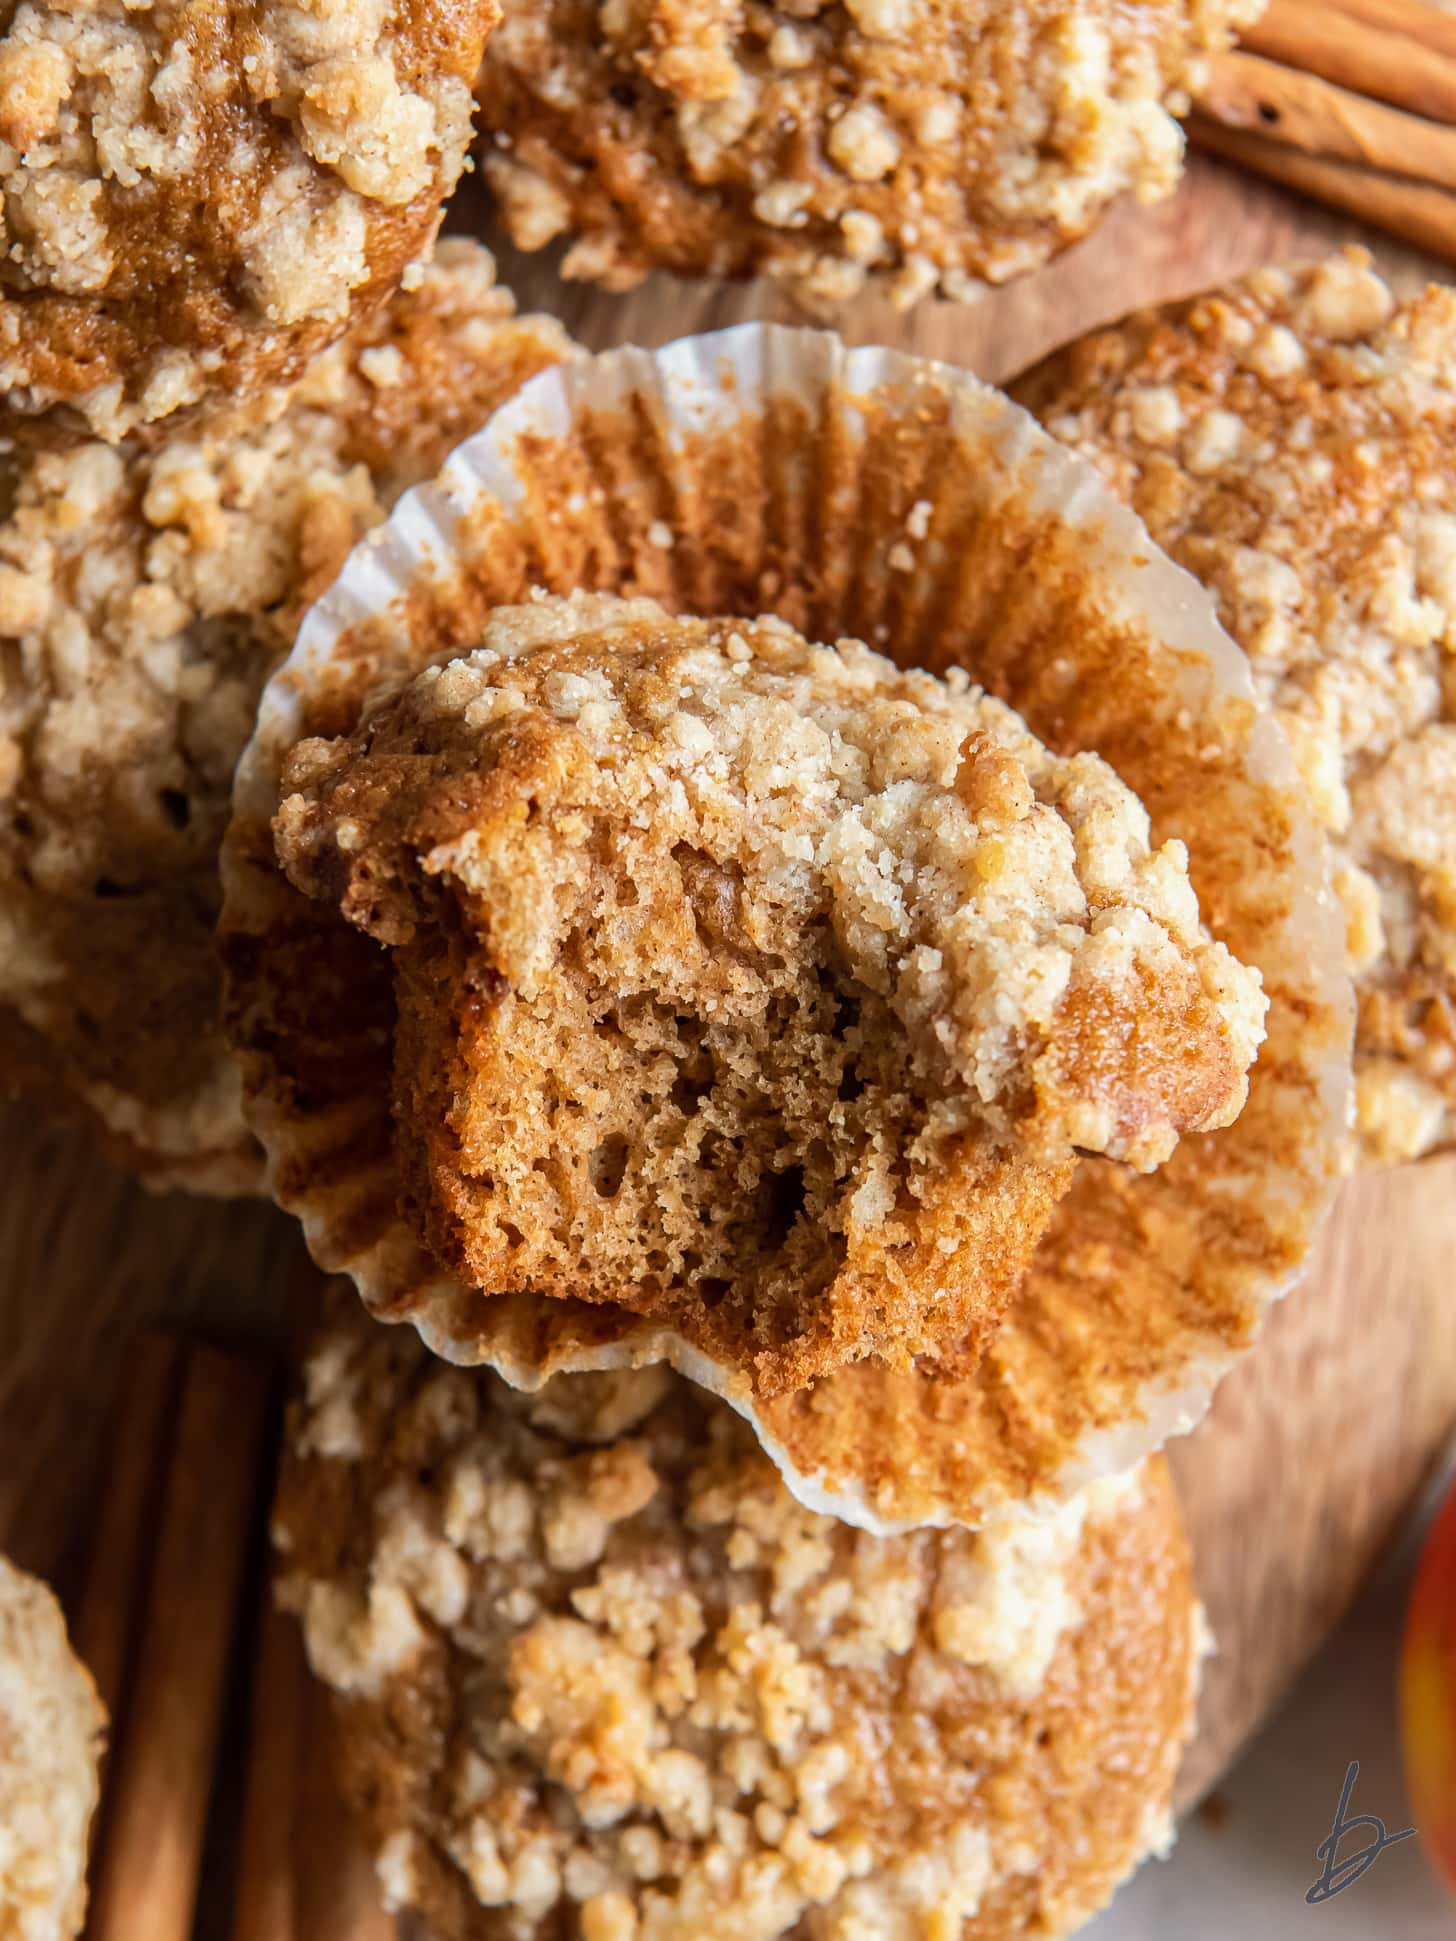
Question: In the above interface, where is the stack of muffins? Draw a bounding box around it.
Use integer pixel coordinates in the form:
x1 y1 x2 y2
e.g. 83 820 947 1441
2 0 1453 1935
218 305 1345 1935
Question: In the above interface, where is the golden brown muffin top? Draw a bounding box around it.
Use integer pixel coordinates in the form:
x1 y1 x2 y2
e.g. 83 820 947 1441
0 240 573 1190
275 1297 1199 1941
479 0 1262 305
0 0 496 441
1017 248 1456 1164
270 592 1264 1393
0 1557 106 1941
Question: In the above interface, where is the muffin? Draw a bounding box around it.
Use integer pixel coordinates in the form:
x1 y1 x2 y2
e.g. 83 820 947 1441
0 241 573 1193
0 0 496 443
266 591 1264 1395
1016 248 1456 1165
477 0 1263 308
0 1557 106 1941
220 328 1349 1526
274 1297 1202 1941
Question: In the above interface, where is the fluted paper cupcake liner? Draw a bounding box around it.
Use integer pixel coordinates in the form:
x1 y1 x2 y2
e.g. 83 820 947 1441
221 325 1353 1532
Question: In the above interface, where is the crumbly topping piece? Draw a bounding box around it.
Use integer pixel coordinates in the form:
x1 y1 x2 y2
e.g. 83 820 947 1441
1017 249 1456 1163
275 1299 1198 1941
0 1557 106 1941
0 0 495 440
477 0 1262 307
270 592 1264 1392
0 241 573 1189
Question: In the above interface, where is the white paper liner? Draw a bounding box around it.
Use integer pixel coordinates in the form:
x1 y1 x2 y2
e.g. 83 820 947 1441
221 325 1354 1533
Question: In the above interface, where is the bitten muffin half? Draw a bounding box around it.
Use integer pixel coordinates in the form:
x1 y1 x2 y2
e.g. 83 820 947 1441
265 592 1265 1394
0 1557 106 1941
1017 249 1456 1165
0 0 496 442
477 0 1263 308
0 241 573 1193
274 1295 1202 1941
219 326 1348 1524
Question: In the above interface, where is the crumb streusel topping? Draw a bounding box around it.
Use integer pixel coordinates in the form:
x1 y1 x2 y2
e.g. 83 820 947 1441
0 0 496 440
0 1557 106 1941
270 591 1265 1391
1017 249 1456 1163
477 0 1263 307
0 241 573 1190
275 1299 1199 1941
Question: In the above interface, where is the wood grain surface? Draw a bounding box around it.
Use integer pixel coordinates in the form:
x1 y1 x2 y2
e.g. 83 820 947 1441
2 154 1454 1903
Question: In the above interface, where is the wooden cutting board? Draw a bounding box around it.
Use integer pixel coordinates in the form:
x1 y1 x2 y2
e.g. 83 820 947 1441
2 154 1455 1913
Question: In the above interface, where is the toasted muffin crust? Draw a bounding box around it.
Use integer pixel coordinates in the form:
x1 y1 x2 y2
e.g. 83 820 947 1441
0 1557 106 1941
275 1298 1200 1941
0 0 496 441
1017 249 1456 1164
270 591 1264 1392
0 242 572 1191
477 0 1262 307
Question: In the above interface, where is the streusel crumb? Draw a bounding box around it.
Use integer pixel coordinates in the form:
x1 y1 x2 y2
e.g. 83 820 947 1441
0 1557 106 1941
275 1297 1199 1941
271 592 1264 1391
1017 248 1456 1164
477 0 1262 307
0 242 572 1191
0 0 497 440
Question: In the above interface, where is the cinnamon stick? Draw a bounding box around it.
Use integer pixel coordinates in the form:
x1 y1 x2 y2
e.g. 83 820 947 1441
1242 0 1456 125
1199 50 1456 195
72 1332 185 1720
228 1603 304 1941
230 1599 396 1941
1190 114 1456 262
1323 0 1456 63
84 1344 273 1941
294 1682 398 1941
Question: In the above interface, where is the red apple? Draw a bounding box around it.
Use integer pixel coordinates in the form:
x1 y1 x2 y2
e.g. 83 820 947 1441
1403 1475 1456 1894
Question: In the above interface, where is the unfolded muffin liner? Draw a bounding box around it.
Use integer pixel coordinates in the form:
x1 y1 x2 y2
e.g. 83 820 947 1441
220 325 1354 1533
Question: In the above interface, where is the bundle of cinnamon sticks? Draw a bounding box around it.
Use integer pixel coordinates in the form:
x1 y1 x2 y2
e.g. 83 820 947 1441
75 1332 394 1941
1193 0 1456 260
